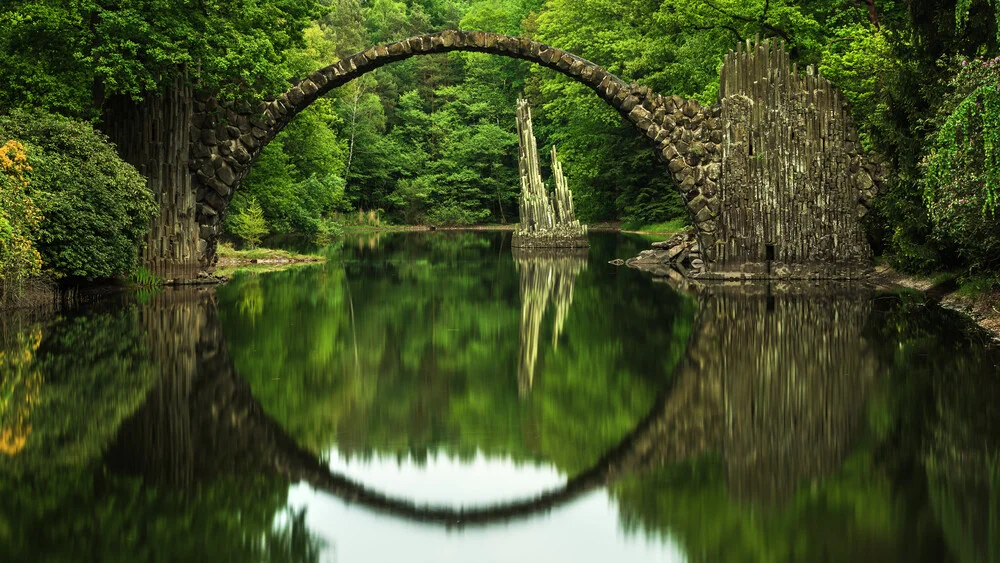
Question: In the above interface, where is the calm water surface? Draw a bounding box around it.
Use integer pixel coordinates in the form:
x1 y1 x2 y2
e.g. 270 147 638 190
1 231 998 562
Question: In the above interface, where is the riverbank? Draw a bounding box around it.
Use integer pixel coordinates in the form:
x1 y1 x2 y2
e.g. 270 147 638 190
619 219 688 236
214 244 325 277
872 265 999 339
339 221 628 233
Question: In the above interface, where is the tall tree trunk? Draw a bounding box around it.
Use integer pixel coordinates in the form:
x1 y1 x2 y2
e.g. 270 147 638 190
102 74 200 281
344 84 365 187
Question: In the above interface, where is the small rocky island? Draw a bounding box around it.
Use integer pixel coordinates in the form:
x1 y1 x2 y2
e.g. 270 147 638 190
512 98 588 248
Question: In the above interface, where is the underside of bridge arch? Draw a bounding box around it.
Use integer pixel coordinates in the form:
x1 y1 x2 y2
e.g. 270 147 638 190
187 30 720 272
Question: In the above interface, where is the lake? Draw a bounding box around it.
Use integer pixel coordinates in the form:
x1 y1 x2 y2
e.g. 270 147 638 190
1 231 998 562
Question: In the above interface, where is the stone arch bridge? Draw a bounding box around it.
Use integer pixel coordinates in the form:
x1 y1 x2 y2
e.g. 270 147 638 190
114 30 878 281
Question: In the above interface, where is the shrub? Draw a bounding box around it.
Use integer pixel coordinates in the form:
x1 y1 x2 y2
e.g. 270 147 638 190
922 57 1000 271
427 205 488 227
0 140 43 302
0 110 156 281
315 217 344 247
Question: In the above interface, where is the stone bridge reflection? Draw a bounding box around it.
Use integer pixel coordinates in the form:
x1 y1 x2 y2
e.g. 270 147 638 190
107 281 879 524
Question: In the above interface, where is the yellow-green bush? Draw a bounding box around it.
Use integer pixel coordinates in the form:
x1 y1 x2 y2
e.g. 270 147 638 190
0 139 42 303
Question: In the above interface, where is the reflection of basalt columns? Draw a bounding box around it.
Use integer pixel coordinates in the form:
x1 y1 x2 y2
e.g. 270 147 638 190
107 289 274 486
107 290 211 486
709 284 878 503
619 282 878 504
514 248 587 395
513 99 588 248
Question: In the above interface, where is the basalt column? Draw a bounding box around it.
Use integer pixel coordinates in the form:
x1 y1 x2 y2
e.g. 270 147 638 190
102 75 200 281
715 38 877 279
512 98 588 248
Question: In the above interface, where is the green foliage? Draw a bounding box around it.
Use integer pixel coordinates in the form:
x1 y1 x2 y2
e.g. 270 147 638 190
624 217 689 233
0 467 322 562
127 266 163 288
227 196 270 249
0 139 42 303
0 110 156 281
233 19 350 238
0 0 322 117
0 309 155 473
922 56 1000 270
315 217 345 246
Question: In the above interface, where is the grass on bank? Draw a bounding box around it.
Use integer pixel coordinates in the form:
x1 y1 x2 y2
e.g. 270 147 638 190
216 242 324 263
955 274 1000 299
215 243 326 278
622 218 688 234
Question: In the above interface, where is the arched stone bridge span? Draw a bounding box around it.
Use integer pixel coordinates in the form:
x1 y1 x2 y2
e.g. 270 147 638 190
190 30 721 269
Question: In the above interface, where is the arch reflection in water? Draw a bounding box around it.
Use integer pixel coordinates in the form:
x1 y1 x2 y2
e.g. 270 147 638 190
5 232 1000 563
513 247 588 395
106 281 878 520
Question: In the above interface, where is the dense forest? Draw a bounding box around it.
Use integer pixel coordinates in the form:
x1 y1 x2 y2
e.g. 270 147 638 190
1 0 999 294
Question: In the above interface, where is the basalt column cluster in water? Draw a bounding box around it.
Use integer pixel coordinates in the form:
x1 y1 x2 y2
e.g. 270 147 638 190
512 98 587 248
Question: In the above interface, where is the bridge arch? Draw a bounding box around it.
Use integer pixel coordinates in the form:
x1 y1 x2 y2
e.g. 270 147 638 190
190 30 721 268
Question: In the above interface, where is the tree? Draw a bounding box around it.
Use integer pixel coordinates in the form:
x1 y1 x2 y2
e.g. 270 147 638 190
0 0 321 276
921 56 1000 271
0 0 322 118
228 196 270 249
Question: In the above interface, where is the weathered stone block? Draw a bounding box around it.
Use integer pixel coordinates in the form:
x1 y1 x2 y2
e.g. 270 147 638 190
233 146 251 164
201 129 218 146
286 86 304 106
519 38 532 56
622 96 641 113
240 133 259 149
300 80 318 97
706 162 721 181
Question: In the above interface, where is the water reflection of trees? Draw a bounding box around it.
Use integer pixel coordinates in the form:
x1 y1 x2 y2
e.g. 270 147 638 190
217 232 694 472
0 291 325 563
3 232 1000 561
513 248 587 395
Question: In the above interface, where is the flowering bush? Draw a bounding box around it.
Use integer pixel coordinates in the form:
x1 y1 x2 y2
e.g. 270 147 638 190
0 140 42 302
922 56 1000 270
0 111 155 280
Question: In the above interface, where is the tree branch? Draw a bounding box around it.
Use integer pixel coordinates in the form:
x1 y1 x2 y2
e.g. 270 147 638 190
685 23 744 44
701 0 792 44
857 0 881 31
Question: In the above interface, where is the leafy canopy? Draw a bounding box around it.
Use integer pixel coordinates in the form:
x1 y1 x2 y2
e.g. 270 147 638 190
0 0 322 116
0 111 157 281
